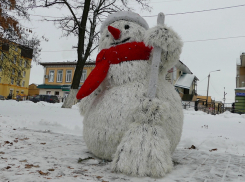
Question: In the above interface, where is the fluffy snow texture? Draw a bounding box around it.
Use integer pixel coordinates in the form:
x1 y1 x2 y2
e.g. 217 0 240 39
100 11 149 33
79 12 183 178
1 101 245 182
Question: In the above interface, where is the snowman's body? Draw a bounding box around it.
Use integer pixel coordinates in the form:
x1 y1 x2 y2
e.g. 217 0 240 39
78 12 183 177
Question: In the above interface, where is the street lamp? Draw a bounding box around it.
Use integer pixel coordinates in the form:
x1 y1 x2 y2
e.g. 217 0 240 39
206 70 220 107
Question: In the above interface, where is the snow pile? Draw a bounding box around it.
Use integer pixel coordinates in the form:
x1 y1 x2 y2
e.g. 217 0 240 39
0 100 245 181
182 109 245 156
0 100 83 136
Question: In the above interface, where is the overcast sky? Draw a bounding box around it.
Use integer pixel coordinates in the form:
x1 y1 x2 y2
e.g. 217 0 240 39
23 0 245 103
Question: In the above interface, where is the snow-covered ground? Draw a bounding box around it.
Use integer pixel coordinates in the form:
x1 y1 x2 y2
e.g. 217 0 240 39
0 100 245 182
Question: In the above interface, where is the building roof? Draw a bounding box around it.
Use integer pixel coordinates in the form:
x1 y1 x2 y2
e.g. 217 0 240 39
39 61 95 66
37 84 85 91
29 83 38 86
174 73 195 89
175 60 199 81
176 60 192 74
235 87 245 90
37 84 64 89
196 96 212 103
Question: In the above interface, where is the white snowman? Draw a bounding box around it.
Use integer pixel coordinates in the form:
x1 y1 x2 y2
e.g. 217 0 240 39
77 11 183 178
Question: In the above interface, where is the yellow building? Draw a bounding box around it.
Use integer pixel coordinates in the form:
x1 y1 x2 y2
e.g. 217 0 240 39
0 43 33 99
28 83 40 96
37 62 95 97
196 95 212 107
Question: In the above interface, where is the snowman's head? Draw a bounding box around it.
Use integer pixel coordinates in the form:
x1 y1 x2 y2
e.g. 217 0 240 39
99 11 149 50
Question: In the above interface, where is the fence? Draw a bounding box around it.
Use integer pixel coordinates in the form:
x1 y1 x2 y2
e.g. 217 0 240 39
182 100 240 115
197 103 224 115
182 101 195 109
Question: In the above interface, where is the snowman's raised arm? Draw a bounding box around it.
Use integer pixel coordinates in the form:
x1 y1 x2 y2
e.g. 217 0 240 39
144 23 183 73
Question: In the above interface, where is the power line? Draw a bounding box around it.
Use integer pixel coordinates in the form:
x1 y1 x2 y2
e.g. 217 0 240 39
30 4 245 19
128 0 182 5
30 14 65 18
36 3 245 52
198 76 208 83
41 34 245 52
210 81 221 95
142 4 245 17
184 35 245 43
42 50 76 52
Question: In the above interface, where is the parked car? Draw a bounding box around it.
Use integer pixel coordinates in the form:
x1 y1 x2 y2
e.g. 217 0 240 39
0 95 6 100
30 95 60 103
27 96 34 101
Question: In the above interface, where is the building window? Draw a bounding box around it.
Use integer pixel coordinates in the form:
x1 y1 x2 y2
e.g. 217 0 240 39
66 70 72 82
49 70 54 82
17 80 20 86
0 77 1 83
21 91 24 94
23 71 26 77
55 91 59 96
22 81 25 87
0 66 2 72
13 56 17 64
24 61 27 67
46 91 51 95
19 59 22 66
80 70 87 82
1 53 4 60
9 89 13 95
12 68 15 75
57 70 63 82
11 78 14 84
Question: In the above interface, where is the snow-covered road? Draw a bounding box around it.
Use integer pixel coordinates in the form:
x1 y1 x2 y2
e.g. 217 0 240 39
0 100 245 181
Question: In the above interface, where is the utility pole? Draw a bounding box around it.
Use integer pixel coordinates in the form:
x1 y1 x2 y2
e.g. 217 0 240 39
223 87 227 111
206 74 210 107
206 70 220 108
196 80 197 96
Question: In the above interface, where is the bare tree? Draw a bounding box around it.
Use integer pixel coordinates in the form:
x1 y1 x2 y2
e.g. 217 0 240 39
35 0 150 108
0 0 42 84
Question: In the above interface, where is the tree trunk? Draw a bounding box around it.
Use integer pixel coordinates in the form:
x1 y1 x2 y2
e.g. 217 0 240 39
61 89 78 108
61 0 91 108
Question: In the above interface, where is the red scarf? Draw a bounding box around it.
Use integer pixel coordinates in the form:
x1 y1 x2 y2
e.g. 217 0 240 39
76 42 152 100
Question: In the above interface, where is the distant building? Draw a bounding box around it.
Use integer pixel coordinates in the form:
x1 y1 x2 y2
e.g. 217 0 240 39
36 60 197 101
28 83 39 96
0 43 33 99
196 96 212 107
37 61 95 97
236 53 245 88
235 53 245 113
166 60 199 101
